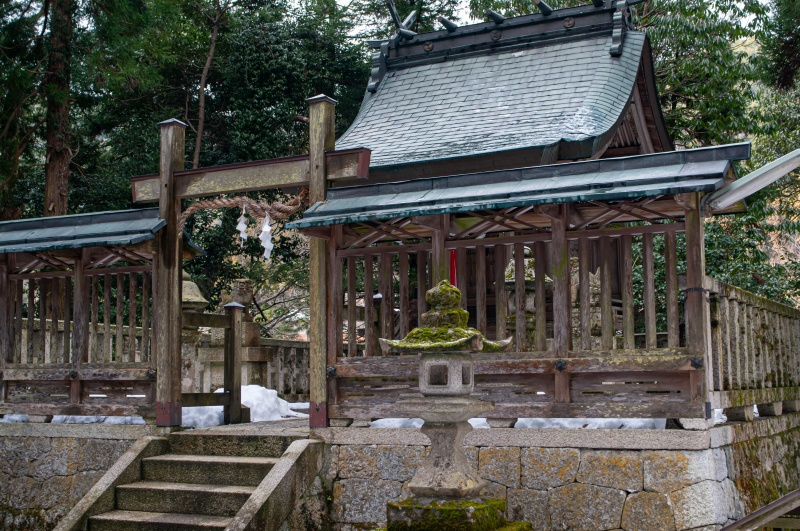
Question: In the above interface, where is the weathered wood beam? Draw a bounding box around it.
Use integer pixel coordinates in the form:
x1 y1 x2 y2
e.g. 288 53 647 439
130 148 370 203
308 95 336 428
155 118 185 427
223 303 243 424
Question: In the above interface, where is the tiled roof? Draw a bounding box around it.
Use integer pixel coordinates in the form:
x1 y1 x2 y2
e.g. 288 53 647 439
0 209 165 254
288 143 751 228
337 4 650 171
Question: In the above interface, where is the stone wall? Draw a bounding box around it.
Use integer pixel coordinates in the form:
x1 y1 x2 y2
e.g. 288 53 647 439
315 412 800 531
0 423 168 531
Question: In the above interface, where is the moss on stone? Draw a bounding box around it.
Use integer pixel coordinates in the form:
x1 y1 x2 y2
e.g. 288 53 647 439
383 281 511 353
421 307 470 328
426 281 463 310
494 523 533 531
387 497 507 531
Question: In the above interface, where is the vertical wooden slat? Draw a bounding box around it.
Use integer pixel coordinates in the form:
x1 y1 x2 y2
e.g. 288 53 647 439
579 238 591 351
15 280 23 364
364 255 375 356
684 193 712 399
329 226 343 369
664 230 680 347
417 251 427 327
621 235 634 350
326 226 343 413
719 296 731 391
129 272 138 362
551 207 570 357
0 258 10 367
50 278 59 364
39 279 47 363
431 215 447 284
495 245 508 341
116 274 124 362
90 275 98 363
457 247 467 309
476 245 487 336
63 275 72 362
534 241 547 352
514 243 526 352
347 256 357 357
142 272 150 362
27 279 35 364
600 237 613 350
379 252 393 341
642 233 657 349
103 275 111 362
399 252 409 338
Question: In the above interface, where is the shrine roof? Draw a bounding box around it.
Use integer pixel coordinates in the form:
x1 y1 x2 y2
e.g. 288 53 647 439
336 0 670 178
287 143 751 229
0 208 165 254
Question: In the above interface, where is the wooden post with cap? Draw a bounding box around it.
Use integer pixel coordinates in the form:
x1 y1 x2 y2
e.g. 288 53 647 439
308 94 336 428
155 118 186 426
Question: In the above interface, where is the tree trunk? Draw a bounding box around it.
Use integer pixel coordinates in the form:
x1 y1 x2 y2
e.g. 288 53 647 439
43 0 73 217
192 15 221 169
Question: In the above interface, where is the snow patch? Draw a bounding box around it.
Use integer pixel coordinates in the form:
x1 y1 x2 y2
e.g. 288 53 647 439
514 418 667 429
181 385 308 428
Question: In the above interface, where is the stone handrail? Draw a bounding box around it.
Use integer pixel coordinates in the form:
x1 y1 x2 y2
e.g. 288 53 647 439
706 276 800 419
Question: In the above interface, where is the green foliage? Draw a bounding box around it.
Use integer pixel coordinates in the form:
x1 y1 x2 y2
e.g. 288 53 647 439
759 0 800 89
349 0 462 39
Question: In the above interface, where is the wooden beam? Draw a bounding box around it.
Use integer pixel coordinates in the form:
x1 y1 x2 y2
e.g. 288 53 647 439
70 249 90 369
155 118 185 427
308 95 336 428
223 303 243 424
130 148 370 202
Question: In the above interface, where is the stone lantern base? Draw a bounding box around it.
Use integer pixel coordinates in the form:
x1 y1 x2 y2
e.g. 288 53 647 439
386 498 532 531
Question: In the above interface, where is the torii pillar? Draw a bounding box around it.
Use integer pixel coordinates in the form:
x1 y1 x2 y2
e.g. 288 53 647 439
308 95 337 428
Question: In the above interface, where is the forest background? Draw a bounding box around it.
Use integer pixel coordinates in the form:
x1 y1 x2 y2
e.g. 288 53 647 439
1 0 799 337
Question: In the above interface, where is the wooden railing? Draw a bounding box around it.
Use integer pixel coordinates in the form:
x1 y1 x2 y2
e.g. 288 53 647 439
327 222 707 422
182 306 247 424
706 277 800 418
1 268 156 417
263 339 312 402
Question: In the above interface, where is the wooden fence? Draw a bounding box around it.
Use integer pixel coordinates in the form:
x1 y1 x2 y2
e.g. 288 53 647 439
1 267 156 417
327 222 707 422
707 277 800 417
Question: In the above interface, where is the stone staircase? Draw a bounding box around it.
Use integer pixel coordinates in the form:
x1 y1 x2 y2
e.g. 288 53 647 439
57 423 318 531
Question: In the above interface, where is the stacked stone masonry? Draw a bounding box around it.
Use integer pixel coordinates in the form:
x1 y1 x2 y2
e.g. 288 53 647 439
322 415 800 531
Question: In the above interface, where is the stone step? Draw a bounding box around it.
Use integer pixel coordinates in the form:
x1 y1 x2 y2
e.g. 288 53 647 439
116 481 254 517
88 510 232 531
142 454 278 486
169 431 303 457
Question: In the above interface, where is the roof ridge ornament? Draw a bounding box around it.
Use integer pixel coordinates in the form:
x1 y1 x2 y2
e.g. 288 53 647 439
533 0 553 16
609 0 633 56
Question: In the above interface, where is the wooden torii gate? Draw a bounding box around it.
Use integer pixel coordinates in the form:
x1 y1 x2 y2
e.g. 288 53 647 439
136 96 368 426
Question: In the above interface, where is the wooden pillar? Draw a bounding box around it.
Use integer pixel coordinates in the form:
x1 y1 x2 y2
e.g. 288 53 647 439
224 302 243 424
70 249 90 404
307 94 336 428
0 256 11 364
551 205 570 356
431 215 448 283
155 118 186 426
684 192 711 411
552 206 571 403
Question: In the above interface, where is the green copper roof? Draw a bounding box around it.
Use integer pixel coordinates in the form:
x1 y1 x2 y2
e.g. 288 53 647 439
337 1 663 171
0 208 165 254
287 143 750 229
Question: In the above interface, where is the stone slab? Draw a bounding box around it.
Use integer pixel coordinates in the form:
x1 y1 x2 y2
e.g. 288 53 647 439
386 498 506 531
0 423 171 440
312 428 711 450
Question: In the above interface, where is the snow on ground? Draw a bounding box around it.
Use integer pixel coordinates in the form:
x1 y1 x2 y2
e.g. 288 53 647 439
181 385 308 428
371 417 665 429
